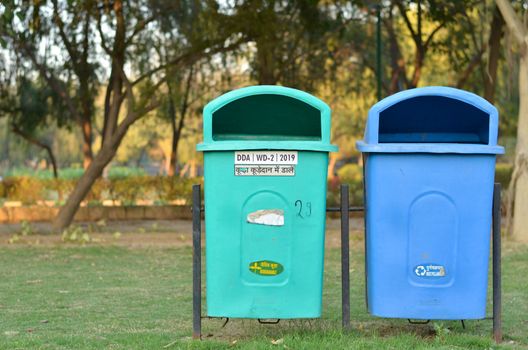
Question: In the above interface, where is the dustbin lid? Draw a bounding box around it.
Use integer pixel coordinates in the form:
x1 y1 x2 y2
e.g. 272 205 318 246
357 86 505 154
197 85 338 152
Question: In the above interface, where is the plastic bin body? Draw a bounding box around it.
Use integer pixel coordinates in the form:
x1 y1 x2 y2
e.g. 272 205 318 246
357 87 504 320
197 86 337 319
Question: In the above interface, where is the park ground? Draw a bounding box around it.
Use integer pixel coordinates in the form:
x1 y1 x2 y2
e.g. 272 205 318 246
0 219 527 350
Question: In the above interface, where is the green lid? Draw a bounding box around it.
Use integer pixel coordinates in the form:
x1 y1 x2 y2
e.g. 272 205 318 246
197 85 338 152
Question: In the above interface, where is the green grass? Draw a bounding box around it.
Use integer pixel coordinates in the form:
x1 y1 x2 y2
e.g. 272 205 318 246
0 243 526 349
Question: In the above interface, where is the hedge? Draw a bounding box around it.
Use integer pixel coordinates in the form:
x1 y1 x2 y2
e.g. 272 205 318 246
0 163 513 207
0 176 202 206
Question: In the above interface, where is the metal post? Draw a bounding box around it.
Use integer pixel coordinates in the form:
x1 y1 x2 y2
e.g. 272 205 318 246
192 184 202 340
492 183 502 343
340 184 350 331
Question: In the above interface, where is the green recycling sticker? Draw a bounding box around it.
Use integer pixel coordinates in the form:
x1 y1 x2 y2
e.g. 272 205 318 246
249 260 284 276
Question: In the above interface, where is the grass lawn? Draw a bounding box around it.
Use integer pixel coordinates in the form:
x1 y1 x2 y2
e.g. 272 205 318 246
0 225 527 349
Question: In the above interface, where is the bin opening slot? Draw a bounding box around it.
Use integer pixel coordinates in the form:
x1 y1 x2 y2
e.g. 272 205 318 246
378 96 490 144
247 209 284 226
212 95 321 141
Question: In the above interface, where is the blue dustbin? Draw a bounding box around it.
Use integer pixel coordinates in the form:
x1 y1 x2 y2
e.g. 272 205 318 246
356 87 504 320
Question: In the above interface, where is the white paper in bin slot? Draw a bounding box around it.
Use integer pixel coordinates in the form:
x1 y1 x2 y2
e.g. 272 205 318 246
247 209 284 226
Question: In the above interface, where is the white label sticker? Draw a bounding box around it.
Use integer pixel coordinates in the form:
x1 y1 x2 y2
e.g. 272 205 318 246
414 264 446 277
235 165 295 177
234 151 298 165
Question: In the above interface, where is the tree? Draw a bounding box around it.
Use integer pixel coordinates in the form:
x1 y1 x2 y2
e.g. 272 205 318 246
151 24 198 177
484 5 505 103
2 0 248 229
161 65 194 176
51 0 247 229
0 60 62 177
1 0 98 169
230 0 351 90
376 0 483 93
496 0 528 242
10 79 61 178
431 2 507 97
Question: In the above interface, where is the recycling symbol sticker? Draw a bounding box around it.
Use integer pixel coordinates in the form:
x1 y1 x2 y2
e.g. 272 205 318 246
414 264 446 278
415 266 427 276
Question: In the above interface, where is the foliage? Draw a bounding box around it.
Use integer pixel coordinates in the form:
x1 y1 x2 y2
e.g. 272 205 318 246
0 175 201 205
337 163 363 184
327 163 365 206
1 176 46 204
19 220 34 236
7 220 35 244
156 176 201 203
0 0 523 228
61 226 92 244
0 162 514 207
0 0 521 173
227 1 355 90
496 163 514 188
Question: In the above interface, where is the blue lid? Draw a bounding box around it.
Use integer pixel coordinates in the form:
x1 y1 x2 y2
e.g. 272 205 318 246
356 86 504 154
197 85 338 152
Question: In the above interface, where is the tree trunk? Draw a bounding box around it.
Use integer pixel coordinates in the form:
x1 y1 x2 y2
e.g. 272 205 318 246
179 163 190 177
3 124 10 167
189 159 197 178
510 53 528 242
409 48 424 88
53 104 145 230
52 139 119 230
327 153 338 180
456 47 485 89
167 94 179 176
385 9 408 93
167 66 193 176
496 0 528 241
256 37 278 85
484 6 505 103
45 146 58 178
11 126 59 178
81 115 93 169
136 147 146 168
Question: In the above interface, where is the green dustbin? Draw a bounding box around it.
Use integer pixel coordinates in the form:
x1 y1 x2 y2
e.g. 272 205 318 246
197 85 337 319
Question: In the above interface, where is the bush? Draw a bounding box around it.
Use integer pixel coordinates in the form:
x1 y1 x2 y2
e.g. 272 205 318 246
337 163 363 184
495 163 513 188
106 176 152 204
1 177 46 204
0 163 513 207
156 177 201 203
327 163 364 207
0 175 203 206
